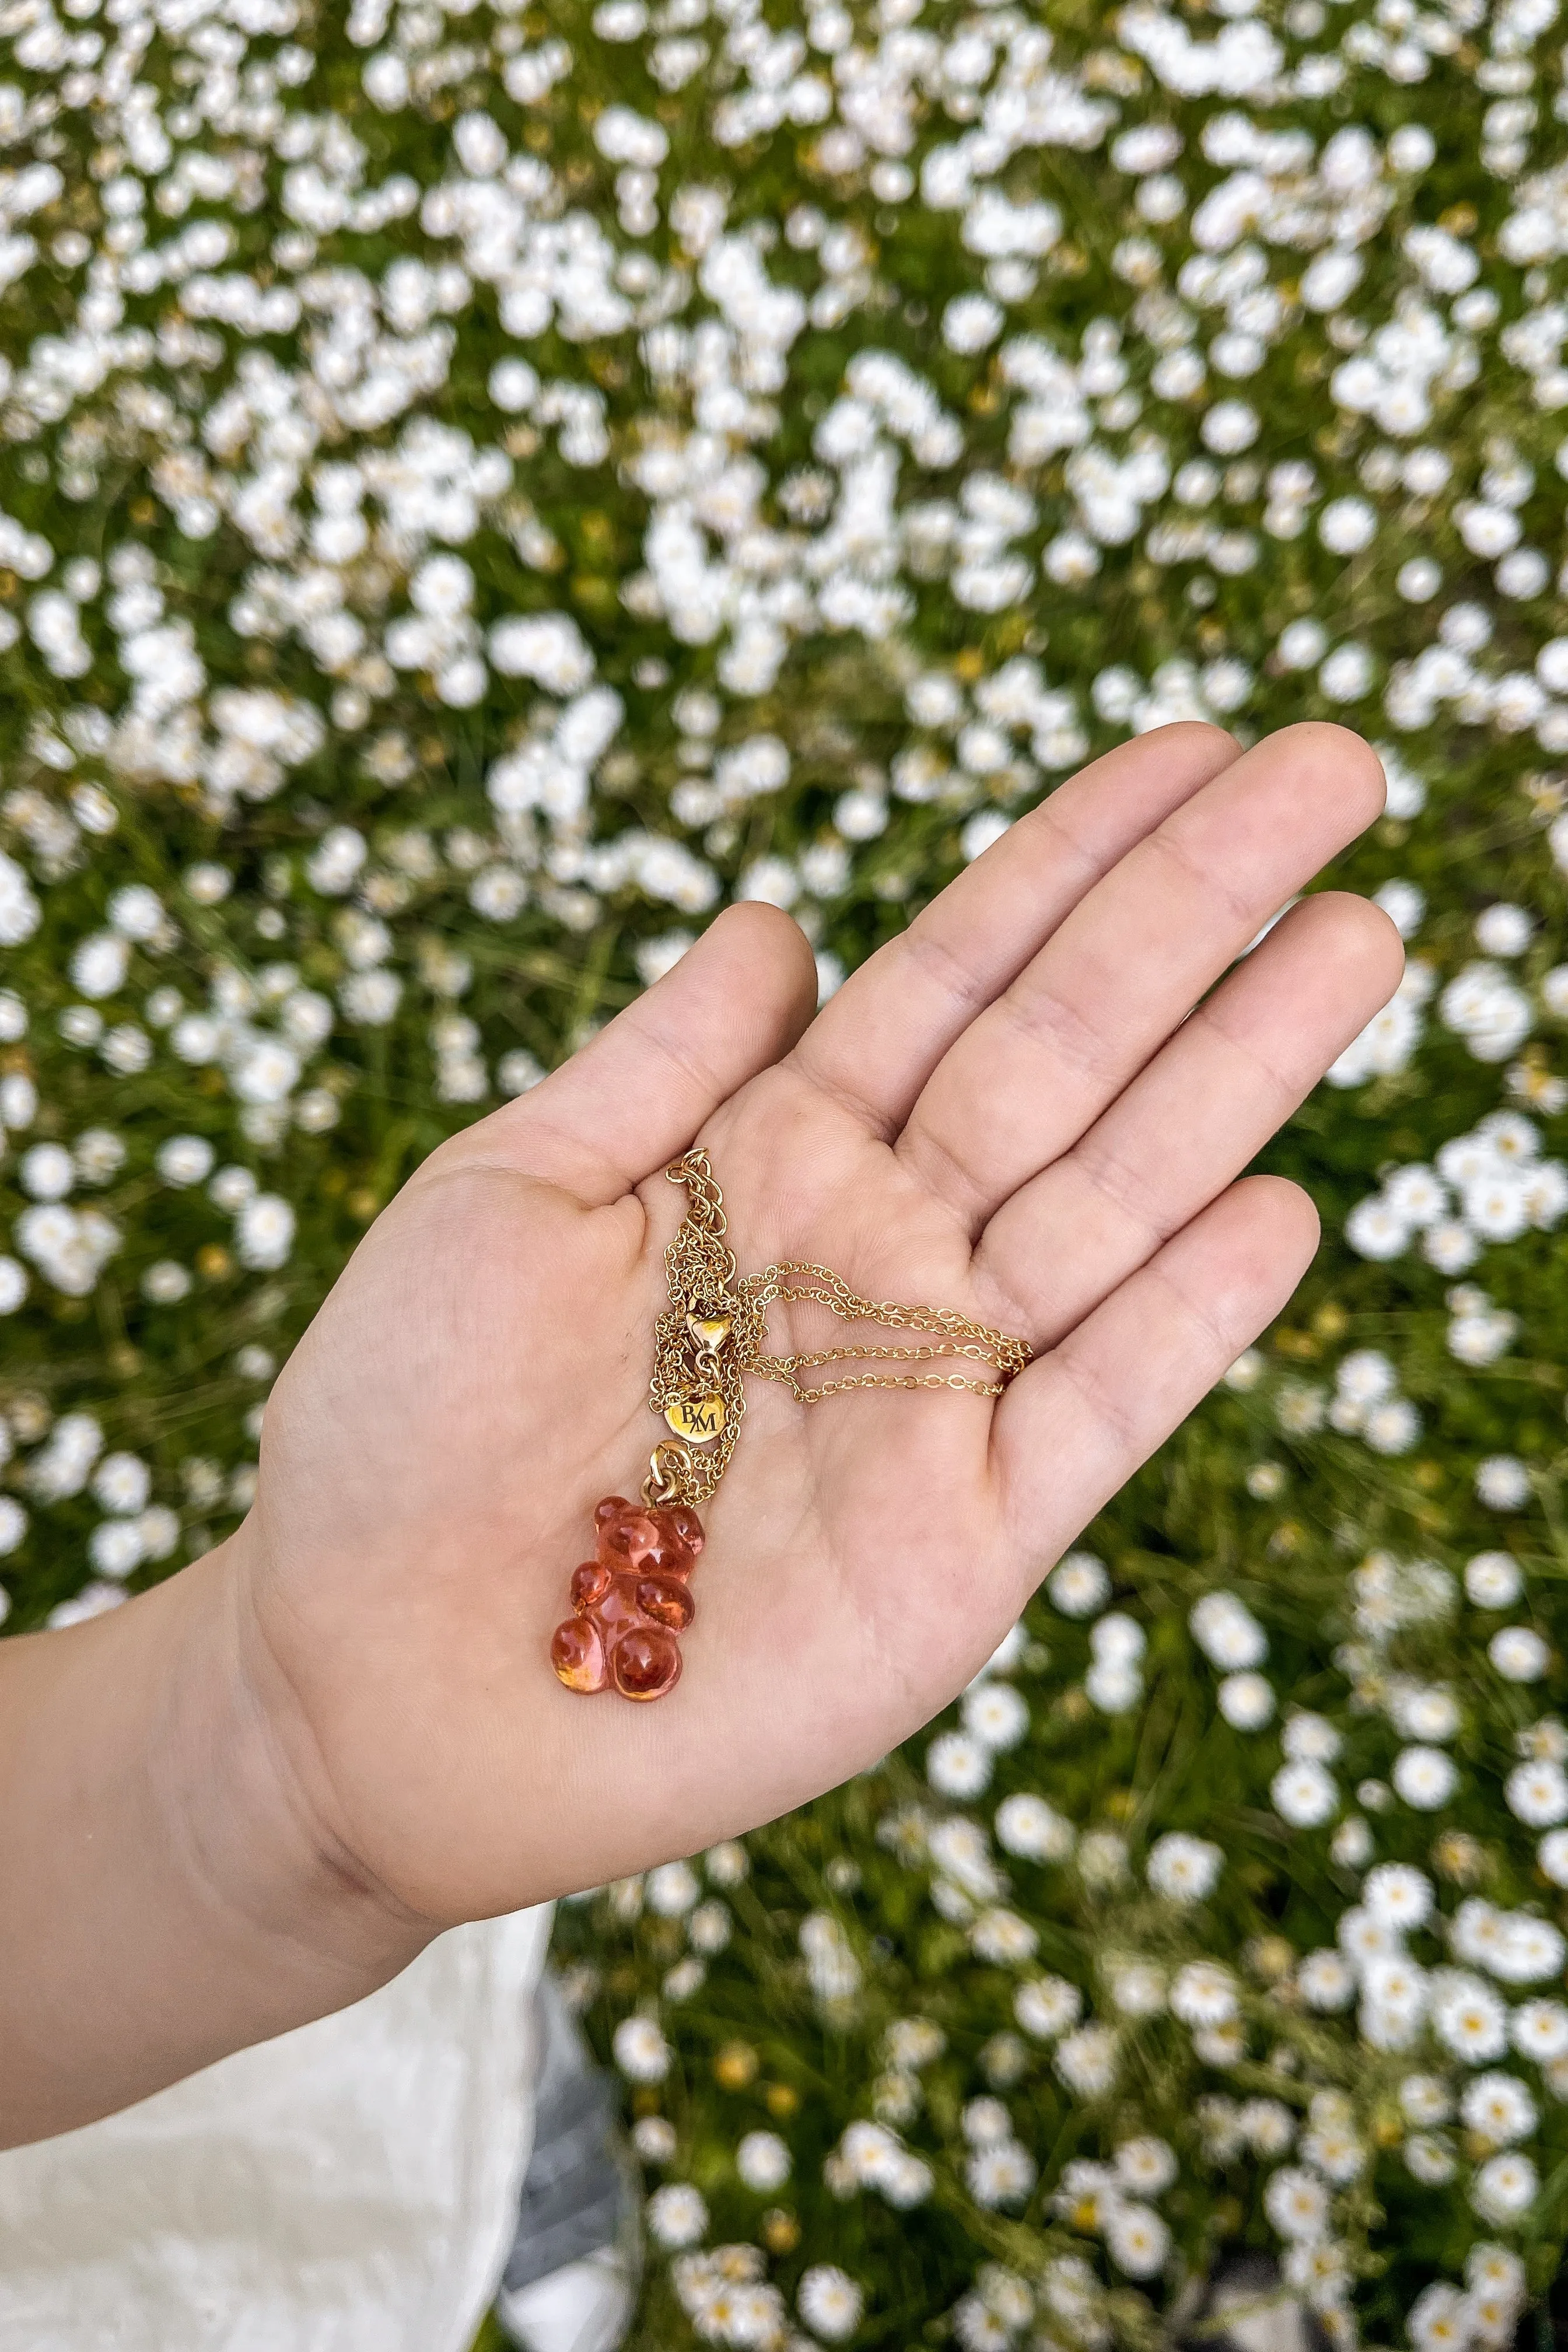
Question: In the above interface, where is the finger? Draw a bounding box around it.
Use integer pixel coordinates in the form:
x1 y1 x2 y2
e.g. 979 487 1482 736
991 1175 1319 1564
898 722 1385 1231
444 904 818 1203
974 891 1402 1345
790 722 1241 1135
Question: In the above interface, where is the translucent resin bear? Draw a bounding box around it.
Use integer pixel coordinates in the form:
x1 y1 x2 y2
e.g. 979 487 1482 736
550 1494 704 1702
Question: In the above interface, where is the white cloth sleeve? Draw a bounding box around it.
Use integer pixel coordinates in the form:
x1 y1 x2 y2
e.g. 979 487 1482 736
0 1904 552 2352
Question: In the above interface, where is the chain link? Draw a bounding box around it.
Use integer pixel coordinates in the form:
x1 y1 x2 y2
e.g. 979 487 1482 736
644 1149 1032 1506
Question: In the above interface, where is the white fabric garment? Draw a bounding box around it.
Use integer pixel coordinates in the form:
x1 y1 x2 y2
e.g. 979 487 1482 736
0 1905 552 2352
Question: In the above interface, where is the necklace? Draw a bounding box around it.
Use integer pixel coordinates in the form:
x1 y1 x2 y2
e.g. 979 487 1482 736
550 1149 1032 1703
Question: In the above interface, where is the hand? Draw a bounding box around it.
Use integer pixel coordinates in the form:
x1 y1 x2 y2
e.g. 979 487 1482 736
0 719 1400 2146
239 719 1400 1927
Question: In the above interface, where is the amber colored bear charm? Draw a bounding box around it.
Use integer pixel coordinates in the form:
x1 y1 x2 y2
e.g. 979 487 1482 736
551 1495 705 1702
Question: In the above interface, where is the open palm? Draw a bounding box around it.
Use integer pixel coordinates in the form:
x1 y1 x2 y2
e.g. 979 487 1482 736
242 720 1399 1931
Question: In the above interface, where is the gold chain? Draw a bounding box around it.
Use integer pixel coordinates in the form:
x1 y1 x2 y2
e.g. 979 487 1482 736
643 1149 1032 1507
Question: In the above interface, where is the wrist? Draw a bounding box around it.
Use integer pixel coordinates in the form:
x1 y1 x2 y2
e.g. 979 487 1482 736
152 1524 438 2014
180 1514 442 1938
0 1530 432 2147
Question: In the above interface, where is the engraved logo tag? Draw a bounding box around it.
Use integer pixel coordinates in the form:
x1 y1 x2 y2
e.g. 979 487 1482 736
664 1392 727 1444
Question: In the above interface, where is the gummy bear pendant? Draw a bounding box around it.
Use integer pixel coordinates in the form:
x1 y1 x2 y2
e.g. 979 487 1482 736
549 1146 1031 1703
551 1494 705 1702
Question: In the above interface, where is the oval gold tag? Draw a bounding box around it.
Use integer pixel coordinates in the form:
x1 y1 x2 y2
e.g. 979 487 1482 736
664 1392 726 1444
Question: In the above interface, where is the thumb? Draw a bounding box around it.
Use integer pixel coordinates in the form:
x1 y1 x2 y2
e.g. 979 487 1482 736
449 902 820 1202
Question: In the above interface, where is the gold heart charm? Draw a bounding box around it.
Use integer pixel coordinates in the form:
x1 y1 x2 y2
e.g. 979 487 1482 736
664 1392 727 1444
686 1312 733 1353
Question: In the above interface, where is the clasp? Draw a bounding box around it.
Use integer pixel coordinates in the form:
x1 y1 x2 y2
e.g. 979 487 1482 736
642 1440 694 1507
